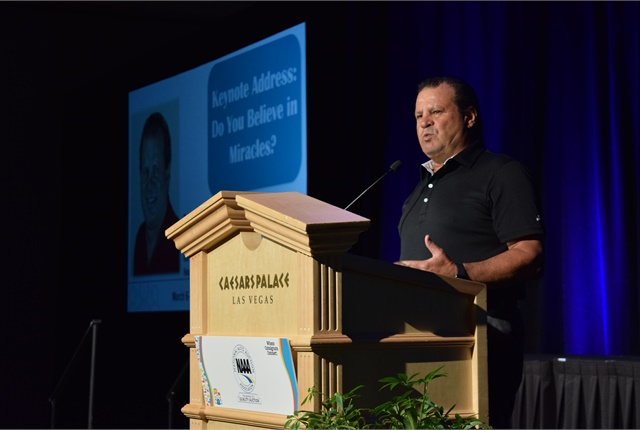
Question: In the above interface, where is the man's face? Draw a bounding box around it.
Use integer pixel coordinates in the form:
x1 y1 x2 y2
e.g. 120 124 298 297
140 135 169 230
415 83 470 163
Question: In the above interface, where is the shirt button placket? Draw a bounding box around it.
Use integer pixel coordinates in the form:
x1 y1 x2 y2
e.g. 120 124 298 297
423 182 434 203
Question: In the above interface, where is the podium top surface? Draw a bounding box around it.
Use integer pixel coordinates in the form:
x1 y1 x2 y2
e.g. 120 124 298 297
166 191 371 257
237 192 370 231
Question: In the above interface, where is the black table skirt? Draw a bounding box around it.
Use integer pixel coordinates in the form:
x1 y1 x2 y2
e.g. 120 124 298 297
511 355 640 429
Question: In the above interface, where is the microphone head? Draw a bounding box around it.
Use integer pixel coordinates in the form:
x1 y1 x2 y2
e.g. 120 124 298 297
389 160 402 172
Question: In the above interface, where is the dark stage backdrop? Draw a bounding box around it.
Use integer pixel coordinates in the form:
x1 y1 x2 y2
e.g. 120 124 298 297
372 1 640 357
4 1 638 428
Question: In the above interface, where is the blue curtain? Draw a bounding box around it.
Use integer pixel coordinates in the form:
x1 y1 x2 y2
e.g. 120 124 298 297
360 2 639 356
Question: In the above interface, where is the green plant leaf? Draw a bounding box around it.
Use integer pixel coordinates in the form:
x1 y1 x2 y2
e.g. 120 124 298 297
284 368 490 429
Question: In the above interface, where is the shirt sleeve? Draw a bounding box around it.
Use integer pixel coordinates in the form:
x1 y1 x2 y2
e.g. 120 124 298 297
489 159 545 243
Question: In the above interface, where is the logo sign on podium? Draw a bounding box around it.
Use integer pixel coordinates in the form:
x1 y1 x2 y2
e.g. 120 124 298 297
194 335 298 415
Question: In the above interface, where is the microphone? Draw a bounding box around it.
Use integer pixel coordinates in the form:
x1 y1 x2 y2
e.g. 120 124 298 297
344 160 402 211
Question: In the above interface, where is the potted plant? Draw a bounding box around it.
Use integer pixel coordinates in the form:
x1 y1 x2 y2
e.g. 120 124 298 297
285 366 491 429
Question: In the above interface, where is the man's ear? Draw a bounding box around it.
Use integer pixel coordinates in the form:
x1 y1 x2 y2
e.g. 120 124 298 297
464 108 478 128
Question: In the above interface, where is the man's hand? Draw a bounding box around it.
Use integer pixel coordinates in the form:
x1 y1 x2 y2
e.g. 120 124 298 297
395 234 544 285
395 234 457 277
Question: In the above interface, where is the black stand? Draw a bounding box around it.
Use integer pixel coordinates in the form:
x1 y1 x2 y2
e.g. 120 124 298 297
166 359 188 429
48 319 101 429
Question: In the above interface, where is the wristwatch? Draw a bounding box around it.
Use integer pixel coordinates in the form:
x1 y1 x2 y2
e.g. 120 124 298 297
455 262 469 280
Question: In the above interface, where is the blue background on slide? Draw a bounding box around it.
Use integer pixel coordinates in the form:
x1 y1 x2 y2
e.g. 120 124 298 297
208 34 302 193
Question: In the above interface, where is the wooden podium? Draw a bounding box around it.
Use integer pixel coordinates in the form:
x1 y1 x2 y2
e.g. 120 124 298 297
166 191 488 429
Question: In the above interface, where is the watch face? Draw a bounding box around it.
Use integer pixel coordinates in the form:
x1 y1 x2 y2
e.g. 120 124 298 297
456 263 469 280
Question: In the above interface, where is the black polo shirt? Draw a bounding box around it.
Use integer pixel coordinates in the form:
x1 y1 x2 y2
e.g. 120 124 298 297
398 141 544 267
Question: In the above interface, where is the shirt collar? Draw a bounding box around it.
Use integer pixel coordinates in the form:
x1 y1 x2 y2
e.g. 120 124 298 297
420 140 485 177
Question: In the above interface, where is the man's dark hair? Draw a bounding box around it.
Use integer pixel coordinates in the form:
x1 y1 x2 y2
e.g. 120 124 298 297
140 112 172 169
417 76 483 140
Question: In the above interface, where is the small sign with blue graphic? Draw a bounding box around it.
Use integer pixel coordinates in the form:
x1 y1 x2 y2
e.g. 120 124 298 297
195 335 298 415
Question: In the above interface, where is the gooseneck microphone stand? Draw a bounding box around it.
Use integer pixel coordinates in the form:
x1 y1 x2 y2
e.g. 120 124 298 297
48 319 101 429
